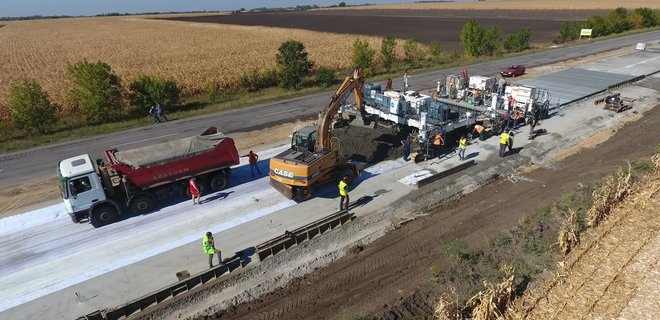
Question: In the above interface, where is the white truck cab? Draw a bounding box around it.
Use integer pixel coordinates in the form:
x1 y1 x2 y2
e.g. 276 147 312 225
58 154 107 222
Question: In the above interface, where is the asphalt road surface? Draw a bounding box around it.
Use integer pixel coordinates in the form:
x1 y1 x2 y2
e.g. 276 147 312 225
1 31 658 189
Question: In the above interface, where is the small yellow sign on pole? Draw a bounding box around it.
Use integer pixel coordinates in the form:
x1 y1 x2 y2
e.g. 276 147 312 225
580 29 592 39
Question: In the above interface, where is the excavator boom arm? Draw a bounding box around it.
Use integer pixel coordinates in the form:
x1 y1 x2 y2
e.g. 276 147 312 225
317 65 366 150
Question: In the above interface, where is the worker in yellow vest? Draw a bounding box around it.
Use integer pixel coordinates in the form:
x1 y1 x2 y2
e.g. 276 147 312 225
458 135 467 160
499 131 509 157
203 231 221 268
338 175 350 211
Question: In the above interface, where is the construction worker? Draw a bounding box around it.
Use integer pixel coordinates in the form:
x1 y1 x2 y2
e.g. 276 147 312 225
433 132 444 158
401 136 413 161
241 150 262 177
385 78 393 91
458 135 467 160
507 95 514 113
497 77 506 96
507 130 515 155
189 176 200 205
338 175 349 211
203 231 221 268
512 107 523 129
499 130 509 157
473 123 485 141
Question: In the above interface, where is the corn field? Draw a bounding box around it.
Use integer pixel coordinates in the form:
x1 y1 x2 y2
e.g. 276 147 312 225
0 15 385 120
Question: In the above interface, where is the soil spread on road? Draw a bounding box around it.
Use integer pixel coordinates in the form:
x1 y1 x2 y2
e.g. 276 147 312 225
198 106 660 319
333 124 412 164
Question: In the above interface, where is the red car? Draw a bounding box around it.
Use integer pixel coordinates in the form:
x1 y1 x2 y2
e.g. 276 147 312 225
501 64 526 77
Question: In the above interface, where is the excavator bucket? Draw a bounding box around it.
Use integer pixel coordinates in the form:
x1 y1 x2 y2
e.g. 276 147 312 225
269 178 293 200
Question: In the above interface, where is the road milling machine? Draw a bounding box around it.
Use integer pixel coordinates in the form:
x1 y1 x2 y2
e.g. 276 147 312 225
269 65 375 201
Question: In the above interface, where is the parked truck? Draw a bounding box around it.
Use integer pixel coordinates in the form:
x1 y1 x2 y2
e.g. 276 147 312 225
58 127 240 226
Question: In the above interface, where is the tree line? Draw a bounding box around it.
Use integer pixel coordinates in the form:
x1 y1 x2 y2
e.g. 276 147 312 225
7 7 659 135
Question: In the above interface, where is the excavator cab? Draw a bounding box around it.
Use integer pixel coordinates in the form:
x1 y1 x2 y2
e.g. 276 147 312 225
291 126 317 153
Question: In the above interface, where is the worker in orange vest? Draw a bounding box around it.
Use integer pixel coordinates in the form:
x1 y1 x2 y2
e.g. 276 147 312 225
433 132 445 158
473 123 486 141
512 107 523 129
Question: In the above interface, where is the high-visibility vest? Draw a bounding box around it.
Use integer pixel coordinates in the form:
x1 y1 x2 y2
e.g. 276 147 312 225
433 134 444 146
203 235 215 255
459 138 467 149
339 180 348 196
500 132 509 145
513 109 523 120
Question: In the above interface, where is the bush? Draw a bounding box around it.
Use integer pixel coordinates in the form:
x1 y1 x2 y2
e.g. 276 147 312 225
9 80 57 134
428 41 446 63
352 39 376 75
403 39 426 67
380 36 397 72
503 27 533 53
67 59 124 123
314 66 336 88
559 21 582 42
203 81 219 102
129 74 180 110
460 19 500 56
240 68 277 92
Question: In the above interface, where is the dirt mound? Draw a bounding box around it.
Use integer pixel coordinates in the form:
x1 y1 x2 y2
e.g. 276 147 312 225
333 124 411 164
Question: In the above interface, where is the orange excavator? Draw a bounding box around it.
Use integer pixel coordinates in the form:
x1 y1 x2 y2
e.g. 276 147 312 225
269 65 374 201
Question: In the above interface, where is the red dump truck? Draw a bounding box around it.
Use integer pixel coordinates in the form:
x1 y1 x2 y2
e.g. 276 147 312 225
58 127 240 226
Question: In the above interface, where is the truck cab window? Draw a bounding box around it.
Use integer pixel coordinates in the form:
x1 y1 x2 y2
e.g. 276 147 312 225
70 177 92 195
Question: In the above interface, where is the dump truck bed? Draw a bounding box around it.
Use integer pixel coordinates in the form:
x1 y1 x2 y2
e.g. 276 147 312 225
105 131 240 189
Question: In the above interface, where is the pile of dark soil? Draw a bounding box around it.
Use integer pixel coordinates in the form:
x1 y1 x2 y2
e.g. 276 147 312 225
332 124 413 164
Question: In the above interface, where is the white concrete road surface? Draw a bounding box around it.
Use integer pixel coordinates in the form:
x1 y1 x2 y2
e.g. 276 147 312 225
1 81 659 319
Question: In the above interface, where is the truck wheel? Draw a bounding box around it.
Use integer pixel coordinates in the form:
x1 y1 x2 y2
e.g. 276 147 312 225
90 205 119 227
293 187 313 202
130 194 154 215
210 174 228 191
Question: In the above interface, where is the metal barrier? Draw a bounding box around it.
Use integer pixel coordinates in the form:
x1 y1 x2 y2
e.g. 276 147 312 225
606 75 646 91
77 210 355 320
78 254 244 320
417 159 475 188
256 209 353 261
